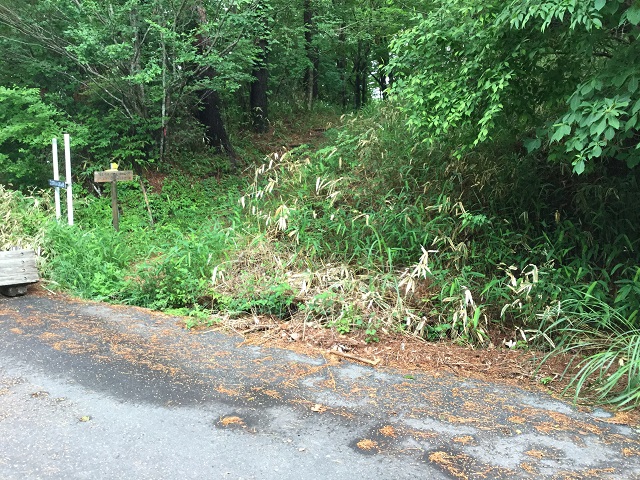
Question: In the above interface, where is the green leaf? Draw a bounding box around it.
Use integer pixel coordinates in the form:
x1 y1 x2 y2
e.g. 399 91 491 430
604 126 615 141
591 118 607 136
594 0 606 11
551 124 571 143
627 6 640 25
613 73 630 88
629 77 639 94
591 144 603 158
523 137 542 153
626 155 640 168
574 159 586 174
570 93 581 111
607 116 620 129
580 83 594 96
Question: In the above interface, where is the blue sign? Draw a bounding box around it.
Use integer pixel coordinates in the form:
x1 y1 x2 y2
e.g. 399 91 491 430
48 179 66 189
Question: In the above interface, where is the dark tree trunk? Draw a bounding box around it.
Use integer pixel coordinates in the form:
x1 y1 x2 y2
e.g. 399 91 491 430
250 37 269 133
312 53 319 100
377 74 387 99
353 41 370 109
303 0 318 109
197 89 237 166
336 27 347 110
354 41 363 110
361 68 367 107
354 70 361 110
195 4 237 168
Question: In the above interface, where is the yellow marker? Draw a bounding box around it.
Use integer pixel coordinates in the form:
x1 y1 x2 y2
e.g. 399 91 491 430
110 162 119 171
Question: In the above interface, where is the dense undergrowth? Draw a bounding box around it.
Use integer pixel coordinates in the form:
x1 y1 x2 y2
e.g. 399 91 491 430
3 104 640 409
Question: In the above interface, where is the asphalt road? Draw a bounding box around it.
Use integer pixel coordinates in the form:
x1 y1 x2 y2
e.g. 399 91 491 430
0 293 639 479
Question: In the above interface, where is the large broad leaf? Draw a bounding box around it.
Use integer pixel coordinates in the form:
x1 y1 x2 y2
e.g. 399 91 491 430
627 154 640 169
523 137 541 153
627 5 640 25
551 124 571 143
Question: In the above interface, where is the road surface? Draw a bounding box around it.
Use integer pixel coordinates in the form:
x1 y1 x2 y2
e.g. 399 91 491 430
0 293 639 479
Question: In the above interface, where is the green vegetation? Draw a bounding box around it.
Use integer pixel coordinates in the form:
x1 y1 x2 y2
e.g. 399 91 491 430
1 0 639 409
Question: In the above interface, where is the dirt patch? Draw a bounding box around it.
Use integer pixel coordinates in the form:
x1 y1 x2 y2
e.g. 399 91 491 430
379 425 397 438
428 450 516 479
219 317 576 399
142 170 168 194
250 115 338 157
452 435 476 445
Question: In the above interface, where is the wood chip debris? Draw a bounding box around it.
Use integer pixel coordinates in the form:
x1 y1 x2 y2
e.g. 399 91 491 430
310 403 327 413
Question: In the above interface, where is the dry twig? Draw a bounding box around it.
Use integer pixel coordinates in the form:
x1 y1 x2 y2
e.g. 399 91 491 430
329 350 381 366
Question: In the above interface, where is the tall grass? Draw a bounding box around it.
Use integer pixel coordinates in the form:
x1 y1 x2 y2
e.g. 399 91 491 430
540 297 640 409
0 184 51 250
39 173 243 310
43 215 238 309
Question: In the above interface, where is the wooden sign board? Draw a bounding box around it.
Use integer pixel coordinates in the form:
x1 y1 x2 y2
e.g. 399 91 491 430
0 249 39 287
94 170 134 183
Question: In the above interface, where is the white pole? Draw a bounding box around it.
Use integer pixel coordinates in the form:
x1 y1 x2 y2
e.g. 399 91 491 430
64 133 74 226
52 138 61 221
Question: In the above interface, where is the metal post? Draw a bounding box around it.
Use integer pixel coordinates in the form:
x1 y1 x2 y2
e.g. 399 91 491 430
63 134 74 226
51 138 61 221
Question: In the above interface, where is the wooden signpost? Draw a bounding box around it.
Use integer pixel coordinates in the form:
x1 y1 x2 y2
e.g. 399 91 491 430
94 168 134 231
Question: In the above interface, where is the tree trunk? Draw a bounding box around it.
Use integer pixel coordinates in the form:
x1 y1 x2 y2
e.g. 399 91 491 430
378 46 389 100
160 29 168 161
353 41 370 109
130 9 148 120
312 52 319 100
197 89 237 167
194 5 237 168
354 42 362 110
307 65 314 110
361 67 368 107
303 0 318 109
337 26 347 110
354 71 361 110
250 37 269 133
